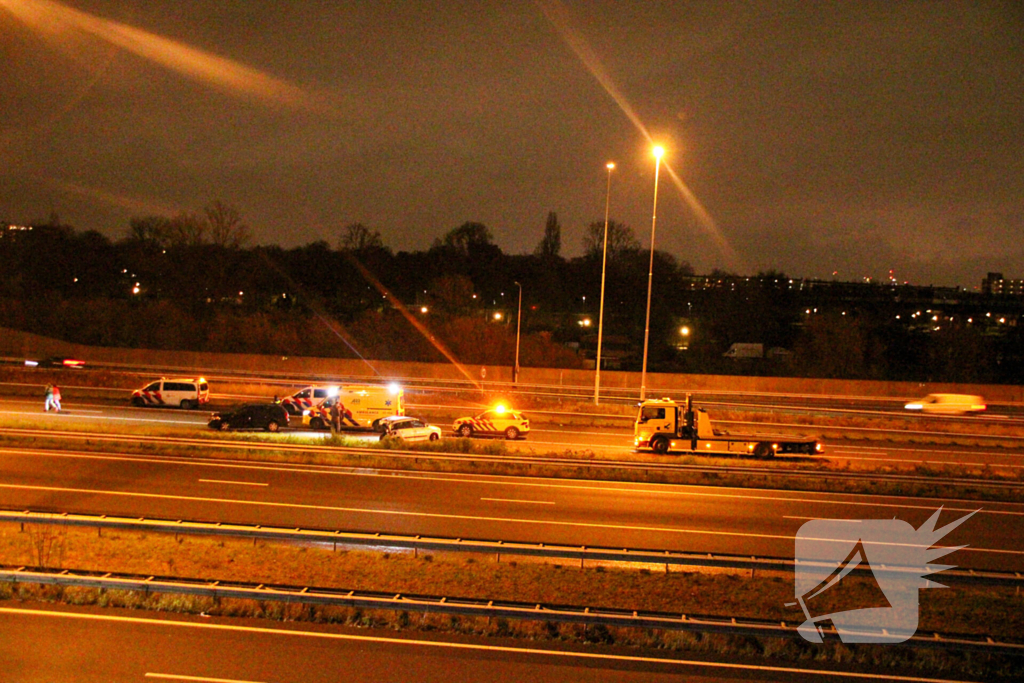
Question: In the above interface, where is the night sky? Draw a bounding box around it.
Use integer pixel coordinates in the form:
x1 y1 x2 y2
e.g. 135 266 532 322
2 0 1022 287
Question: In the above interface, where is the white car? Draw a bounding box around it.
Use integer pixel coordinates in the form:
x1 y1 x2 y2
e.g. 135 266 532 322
378 416 441 442
904 393 986 415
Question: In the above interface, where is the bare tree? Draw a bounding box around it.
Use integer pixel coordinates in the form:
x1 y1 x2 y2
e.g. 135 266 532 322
339 222 384 251
166 212 207 247
128 215 171 246
581 220 639 259
205 201 251 249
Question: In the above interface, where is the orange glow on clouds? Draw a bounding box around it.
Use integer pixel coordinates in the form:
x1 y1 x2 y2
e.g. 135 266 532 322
0 0 328 112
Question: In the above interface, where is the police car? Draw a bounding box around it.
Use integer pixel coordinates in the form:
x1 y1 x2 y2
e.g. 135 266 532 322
452 405 530 440
131 377 209 410
280 386 332 415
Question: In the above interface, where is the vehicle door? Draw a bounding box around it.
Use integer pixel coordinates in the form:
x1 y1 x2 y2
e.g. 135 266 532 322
401 419 428 441
229 407 255 429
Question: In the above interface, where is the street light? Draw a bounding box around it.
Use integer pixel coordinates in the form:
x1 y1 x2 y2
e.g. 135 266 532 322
513 281 523 383
594 161 615 405
640 145 664 401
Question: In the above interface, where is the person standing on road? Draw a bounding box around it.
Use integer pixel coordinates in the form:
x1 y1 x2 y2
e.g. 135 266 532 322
329 399 341 433
52 384 62 412
44 384 55 412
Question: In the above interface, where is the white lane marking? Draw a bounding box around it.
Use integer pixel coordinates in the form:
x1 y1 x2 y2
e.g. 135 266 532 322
198 479 268 488
1 482 1020 556
480 497 555 505
0 607 974 683
3 447 1024 516
146 674 266 683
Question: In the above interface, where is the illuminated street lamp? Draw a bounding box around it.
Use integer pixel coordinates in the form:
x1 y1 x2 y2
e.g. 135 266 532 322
513 281 523 383
594 161 614 405
640 146 664 401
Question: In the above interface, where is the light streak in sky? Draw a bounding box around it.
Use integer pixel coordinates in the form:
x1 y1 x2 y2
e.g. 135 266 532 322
0 0 328 113
344 254 485 392
535 0 744 271
43 177 183 216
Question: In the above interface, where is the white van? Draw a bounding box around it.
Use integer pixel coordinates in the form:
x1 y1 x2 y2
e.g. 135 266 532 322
904 393 986 415
131 378 210 410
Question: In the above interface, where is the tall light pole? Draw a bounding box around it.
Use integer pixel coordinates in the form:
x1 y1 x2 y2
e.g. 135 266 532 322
594 161 614 405
513 281 522 383
640 146 664 401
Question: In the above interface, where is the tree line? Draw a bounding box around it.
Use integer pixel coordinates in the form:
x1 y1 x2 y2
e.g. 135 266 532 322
2 205 1022 383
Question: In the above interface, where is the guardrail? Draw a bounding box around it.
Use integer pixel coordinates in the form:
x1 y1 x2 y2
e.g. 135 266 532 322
3 510 1020 587
2 564 1020 654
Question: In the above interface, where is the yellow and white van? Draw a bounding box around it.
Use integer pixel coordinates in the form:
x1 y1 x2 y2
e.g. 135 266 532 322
297 383 405 430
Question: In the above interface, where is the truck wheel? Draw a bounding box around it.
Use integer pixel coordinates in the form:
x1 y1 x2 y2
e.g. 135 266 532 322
754 442 774 458
458 425 473 438
131 397 145 407
504 427 519 440
310 417 325 430
651 436 669 454
266 421 280 433
218 421 230 432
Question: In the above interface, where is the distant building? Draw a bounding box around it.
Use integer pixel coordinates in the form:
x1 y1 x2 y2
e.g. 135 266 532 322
1 224 33 241
982 272 1024 296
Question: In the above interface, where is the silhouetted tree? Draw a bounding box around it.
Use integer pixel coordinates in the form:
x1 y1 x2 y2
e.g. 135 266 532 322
535 211 561 258
437 221 493 255
338 222 384 251
581 220 639 260
205 201 250 249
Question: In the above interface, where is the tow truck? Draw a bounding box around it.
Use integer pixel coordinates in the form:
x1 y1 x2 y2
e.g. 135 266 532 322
634 396 823 457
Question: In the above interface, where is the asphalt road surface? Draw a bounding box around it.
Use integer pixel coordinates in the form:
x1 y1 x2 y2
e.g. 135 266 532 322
3 395 1024 472
0 443 1020 572
0 604 978 683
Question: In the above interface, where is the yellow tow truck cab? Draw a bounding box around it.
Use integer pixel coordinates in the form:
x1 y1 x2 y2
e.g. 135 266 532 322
634 396 822 457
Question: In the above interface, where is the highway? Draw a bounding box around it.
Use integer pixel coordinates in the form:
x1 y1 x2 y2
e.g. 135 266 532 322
1 383 1022 681
0 443 1020 572
0 604 983 683
3 394 1024 473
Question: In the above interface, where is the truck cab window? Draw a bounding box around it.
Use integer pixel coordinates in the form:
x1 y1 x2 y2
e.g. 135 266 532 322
639 406 665 422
